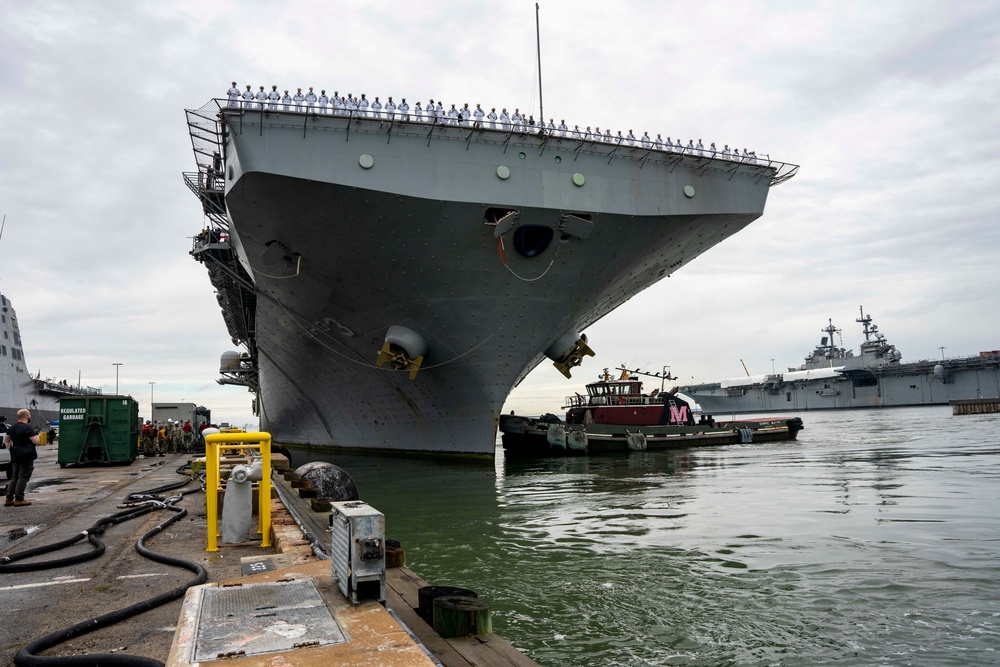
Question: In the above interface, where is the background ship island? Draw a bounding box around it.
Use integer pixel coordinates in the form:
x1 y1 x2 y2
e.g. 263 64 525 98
0 291 100 425
184 95 798 455
679 306 1000 414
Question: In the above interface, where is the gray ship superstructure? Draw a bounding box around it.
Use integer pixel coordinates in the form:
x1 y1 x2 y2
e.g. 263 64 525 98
0 292 99 423
184 99 797 455
680 307 1000 414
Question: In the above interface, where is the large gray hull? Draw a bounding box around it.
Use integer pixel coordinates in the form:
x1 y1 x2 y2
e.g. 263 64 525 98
194 105 794 454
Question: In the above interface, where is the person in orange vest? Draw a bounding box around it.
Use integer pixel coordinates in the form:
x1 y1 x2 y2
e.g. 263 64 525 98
156 423 168 457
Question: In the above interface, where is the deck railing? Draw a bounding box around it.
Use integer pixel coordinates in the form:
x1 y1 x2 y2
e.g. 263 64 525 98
188 98 799 187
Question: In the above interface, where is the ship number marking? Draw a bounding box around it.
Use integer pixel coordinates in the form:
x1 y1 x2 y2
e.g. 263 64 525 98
312 317 355 338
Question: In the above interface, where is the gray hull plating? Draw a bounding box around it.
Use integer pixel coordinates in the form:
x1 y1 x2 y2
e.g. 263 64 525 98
212 108 790 454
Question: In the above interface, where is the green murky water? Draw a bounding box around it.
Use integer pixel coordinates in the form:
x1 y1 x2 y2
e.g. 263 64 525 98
305 406 1000 665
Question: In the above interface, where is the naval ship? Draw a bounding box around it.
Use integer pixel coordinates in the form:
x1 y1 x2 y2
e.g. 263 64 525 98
183 97 798 455
0 292 100 424
679 306 1000 414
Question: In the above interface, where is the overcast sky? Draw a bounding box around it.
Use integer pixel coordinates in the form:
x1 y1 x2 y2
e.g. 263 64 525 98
1 0 998 426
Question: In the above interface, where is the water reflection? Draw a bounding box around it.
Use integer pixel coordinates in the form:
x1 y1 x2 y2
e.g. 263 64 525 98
297 407 1000 666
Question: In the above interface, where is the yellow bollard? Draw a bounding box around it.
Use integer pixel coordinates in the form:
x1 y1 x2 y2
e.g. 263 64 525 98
204 432 272 552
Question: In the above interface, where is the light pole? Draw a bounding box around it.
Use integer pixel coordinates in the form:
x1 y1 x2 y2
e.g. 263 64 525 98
148 381 155 419
939 346 946 360
113 362 123 394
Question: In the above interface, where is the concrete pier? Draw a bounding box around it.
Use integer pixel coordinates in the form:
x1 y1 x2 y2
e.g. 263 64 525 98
0 444 539 666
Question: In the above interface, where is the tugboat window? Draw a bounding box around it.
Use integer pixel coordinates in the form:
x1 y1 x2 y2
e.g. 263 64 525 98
512 225 554 257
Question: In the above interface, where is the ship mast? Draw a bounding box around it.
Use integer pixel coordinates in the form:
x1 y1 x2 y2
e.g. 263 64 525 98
535 3 544 126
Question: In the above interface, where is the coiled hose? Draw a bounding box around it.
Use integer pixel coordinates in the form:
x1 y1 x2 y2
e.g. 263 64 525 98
7 472 208 666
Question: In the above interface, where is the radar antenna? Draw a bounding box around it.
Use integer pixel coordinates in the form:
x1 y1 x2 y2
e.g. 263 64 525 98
857 305 886 342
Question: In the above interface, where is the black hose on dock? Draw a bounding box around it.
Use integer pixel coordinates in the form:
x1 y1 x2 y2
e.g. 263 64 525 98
10 474 208 667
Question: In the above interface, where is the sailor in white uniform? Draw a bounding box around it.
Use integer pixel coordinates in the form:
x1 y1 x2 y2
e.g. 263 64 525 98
282 90 292 111
640 131 651 148
625 130 636 146
709 142 717 158
511 109 523 131
558 120 568 136
594 127 602 142
398 98 409 121
414 101 424 121
686 139 695 154
696 139 705 156
665 136 674 151
473 104 485 127
227 82 241 107
358 94 369 116
435 101 444 121
487 108 498 129
305 87 317 109
255 86 267 109
332 92 343 116
547 119 556 134
721 145 731 158
316 90 327 113
499 109 510 131
385 97 396 120
371 97 382 118
292 88 305 112
604 129 613 142
268 85 280 110
460 103 471 125
242 85 254 108
447 104 459 125
347 94 359 115
654 134 664 150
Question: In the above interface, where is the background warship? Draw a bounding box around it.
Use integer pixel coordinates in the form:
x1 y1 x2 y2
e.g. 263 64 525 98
184 97 797 455
679 306 1000 414
0 291 99 425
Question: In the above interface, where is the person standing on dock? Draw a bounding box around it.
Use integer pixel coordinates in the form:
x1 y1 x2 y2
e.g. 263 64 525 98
4 409 39 507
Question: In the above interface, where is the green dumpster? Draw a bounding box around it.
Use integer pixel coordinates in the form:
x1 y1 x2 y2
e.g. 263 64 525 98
58 395 140 467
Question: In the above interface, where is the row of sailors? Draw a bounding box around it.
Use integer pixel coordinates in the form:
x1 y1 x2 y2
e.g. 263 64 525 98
226 83 761 162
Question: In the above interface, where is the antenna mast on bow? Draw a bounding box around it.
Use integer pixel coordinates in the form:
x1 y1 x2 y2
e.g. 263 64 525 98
536 3 544 124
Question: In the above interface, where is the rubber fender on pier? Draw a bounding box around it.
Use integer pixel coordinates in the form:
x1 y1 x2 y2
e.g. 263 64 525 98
546 423 567 450
567 430 588 452
626 431 647 451
295 461 360 501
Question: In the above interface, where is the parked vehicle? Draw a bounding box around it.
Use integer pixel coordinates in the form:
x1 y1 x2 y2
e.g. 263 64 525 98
0 420 12 479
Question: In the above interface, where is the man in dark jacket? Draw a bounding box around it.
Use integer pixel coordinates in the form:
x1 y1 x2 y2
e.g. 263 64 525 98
4 409 39 506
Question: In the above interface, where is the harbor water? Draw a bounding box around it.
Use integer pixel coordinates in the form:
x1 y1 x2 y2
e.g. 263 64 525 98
306 406 999 666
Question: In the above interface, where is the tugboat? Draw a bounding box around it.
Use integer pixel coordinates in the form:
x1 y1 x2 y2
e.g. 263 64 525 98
500 367 803 457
